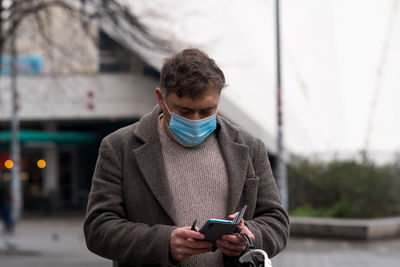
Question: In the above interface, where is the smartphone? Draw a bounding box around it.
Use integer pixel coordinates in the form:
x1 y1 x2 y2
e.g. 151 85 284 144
199 205 247 243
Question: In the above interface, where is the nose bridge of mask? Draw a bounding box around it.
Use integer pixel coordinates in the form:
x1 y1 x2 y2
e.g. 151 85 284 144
164 102 216 126
172 111 216 128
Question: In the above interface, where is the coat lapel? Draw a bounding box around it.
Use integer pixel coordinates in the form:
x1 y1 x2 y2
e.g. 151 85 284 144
217 117 249 215
132 107 249 224
133 106 178 225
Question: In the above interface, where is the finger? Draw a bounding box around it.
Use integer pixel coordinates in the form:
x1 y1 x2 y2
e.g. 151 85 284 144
217 240 246 252
231 219 245 233
217 235 246 251
233 224 244 233
216 239 245 256
219 234 246 245
236 234 247 242
218 245 243 257
246 232 255 240
240 226 255 240
176 228 206 240
171 244 211 261
227 212 239 220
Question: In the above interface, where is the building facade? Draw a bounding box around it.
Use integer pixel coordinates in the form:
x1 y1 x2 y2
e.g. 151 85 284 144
0 6 159 212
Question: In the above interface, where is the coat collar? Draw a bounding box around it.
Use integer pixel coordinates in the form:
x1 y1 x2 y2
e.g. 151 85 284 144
132 105 178 225
133 105 249 224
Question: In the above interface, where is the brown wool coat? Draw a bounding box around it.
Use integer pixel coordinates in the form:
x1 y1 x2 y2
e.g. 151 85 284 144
84 105 289 267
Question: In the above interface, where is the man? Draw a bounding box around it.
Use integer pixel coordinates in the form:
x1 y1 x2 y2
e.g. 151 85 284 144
84 48 289 267
0 172 14 233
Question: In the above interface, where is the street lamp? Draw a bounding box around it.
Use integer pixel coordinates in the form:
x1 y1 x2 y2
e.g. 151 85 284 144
10 30 22 223
275 0 288 210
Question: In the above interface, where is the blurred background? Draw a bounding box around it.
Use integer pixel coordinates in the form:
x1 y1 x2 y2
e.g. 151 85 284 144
0 0 399 266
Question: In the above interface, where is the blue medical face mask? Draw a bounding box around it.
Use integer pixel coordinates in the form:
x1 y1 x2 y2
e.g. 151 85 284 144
164 103 217 147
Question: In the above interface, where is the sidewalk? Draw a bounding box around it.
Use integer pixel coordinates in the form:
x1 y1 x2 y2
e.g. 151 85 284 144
0 216 109 267
272 237 400 267
1 216 399 267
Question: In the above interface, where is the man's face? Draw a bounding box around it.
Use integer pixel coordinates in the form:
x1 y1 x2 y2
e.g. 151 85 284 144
156 88 220 124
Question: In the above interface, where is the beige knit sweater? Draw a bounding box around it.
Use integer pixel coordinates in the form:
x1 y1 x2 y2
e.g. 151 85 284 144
158 116 229 267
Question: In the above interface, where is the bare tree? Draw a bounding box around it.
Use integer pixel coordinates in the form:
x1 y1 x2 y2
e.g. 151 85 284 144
0 0 170 224
0 0 170 69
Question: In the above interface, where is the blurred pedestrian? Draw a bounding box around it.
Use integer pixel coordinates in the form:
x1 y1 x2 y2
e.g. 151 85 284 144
84 48 289 266
0 172 14 233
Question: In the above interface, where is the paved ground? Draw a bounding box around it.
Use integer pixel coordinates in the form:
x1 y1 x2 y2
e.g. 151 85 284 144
1 216 399 267
0 216 110 267
272 237 400 267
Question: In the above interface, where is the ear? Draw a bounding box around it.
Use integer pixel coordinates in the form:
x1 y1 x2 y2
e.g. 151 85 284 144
155 87 164 108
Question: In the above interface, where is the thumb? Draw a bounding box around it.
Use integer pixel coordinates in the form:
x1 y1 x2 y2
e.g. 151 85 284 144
227 212 239 220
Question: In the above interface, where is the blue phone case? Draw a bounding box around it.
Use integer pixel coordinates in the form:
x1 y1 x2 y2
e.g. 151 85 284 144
199 205 247 243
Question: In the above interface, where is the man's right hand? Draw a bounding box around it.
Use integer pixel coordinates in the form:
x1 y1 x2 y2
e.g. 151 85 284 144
170 226 213 262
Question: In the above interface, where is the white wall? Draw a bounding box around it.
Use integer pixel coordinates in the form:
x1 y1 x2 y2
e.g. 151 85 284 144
0 74 158 121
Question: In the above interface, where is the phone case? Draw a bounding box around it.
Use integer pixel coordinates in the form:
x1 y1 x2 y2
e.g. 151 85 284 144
199 205 247 243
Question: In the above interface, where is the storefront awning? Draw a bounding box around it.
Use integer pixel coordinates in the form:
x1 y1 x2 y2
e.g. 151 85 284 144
0 130 97 144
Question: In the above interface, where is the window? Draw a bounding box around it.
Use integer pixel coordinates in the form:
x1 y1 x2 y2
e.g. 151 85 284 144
99 30 131 73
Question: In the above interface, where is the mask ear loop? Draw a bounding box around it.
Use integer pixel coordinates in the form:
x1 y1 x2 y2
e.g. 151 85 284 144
164 102 172 116
161 88 172 116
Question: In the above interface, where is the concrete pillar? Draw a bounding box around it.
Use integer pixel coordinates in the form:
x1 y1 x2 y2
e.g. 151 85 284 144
43 144 58 194
71 147 79 207
42 122 59 210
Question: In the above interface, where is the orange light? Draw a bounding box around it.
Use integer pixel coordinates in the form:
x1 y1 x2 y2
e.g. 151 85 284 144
4 160 14 169
37 159 46 169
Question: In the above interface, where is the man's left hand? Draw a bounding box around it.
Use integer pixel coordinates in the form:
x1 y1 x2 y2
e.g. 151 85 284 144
215 212 255 257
